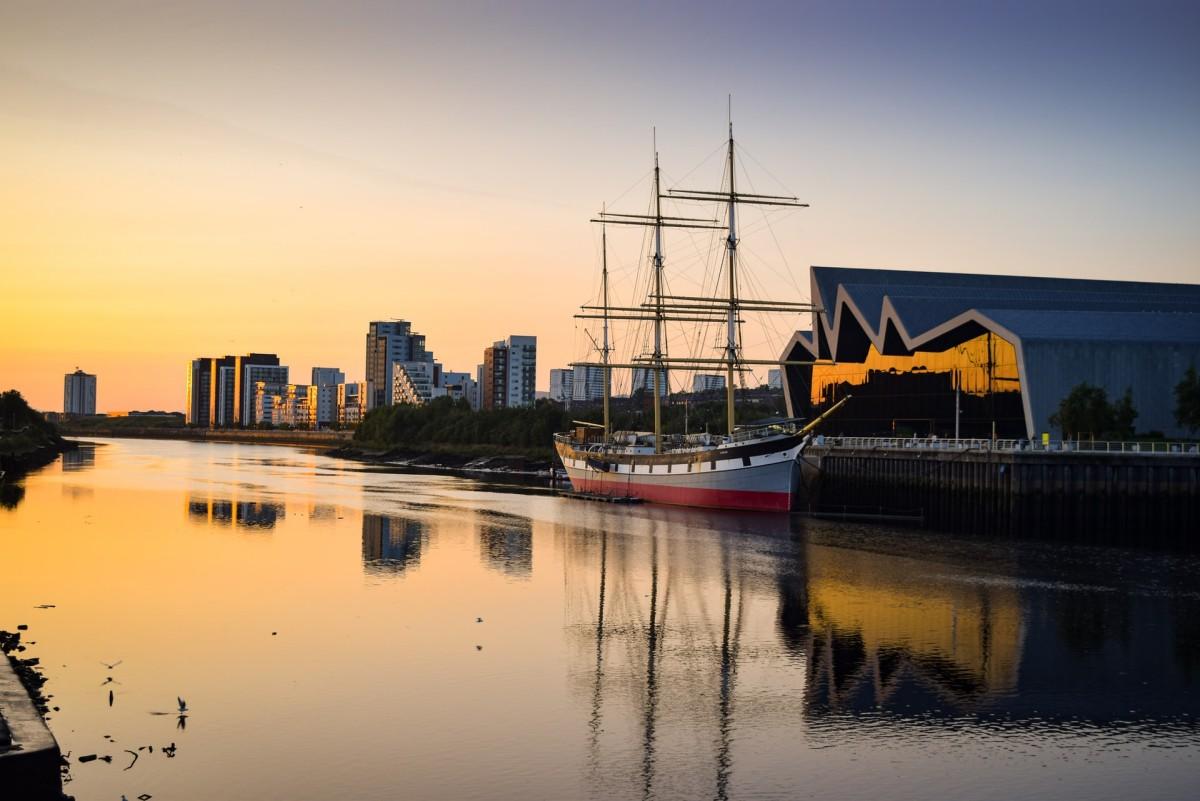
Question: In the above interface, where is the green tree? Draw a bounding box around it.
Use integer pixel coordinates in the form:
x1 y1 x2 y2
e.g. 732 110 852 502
1050 383 1114 440
1175 366 1200 435
1050 383 1142 440
0 389 54 434
1111 388 1138 440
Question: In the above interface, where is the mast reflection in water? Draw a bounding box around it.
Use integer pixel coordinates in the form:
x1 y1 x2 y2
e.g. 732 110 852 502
565 512 1199 800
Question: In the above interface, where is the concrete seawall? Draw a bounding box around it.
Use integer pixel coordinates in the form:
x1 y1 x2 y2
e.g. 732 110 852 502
805 444 1200 546
0 657 62 800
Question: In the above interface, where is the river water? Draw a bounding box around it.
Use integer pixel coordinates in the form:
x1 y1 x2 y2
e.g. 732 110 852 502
1 438 1198 801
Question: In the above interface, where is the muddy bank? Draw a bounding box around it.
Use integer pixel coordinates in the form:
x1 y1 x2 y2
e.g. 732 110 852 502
329 445 558 481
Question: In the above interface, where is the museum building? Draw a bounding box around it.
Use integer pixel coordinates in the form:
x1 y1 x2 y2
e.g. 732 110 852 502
780 267 1200 439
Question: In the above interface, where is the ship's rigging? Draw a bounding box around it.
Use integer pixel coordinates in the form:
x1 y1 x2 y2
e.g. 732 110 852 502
572 111 821 451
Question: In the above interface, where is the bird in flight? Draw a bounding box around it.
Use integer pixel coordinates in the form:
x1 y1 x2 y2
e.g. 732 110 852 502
100 660 123 670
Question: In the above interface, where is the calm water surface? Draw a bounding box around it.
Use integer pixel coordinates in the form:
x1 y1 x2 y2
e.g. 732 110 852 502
2 438 1198 801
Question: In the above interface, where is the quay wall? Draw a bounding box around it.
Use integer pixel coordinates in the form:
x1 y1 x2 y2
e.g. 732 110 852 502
805 445 1200 546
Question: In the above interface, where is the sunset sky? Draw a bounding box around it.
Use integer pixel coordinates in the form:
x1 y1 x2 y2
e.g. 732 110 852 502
2 0 1197 412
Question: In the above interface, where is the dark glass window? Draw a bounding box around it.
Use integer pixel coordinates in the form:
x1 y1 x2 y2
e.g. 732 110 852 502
805 331 1024 438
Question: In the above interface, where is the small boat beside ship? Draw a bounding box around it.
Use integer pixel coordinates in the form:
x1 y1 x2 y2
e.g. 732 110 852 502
555 114 847 512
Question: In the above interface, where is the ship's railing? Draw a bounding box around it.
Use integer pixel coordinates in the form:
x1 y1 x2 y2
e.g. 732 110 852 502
728 422 800 443
813 435 1200 456
555 423 798 452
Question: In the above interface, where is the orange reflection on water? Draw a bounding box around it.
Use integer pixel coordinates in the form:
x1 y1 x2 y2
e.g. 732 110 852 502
0 438 1197 801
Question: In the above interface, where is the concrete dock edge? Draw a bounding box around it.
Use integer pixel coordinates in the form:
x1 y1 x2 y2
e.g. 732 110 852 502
0 656 63 800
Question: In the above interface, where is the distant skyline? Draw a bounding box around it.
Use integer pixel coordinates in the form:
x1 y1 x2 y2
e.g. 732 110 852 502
2 0 1197 412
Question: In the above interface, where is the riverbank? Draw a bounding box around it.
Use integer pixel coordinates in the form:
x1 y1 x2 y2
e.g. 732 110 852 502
57 425 353 448
329 443 557 480
2 391 75 481
0 434 76 479
0 629 64 801
54 427 558 479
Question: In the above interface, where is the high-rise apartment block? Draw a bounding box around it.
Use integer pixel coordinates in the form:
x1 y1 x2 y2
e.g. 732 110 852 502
63 369 97 416
571 365 604 404
311 367 345 387
392 361 439 406
549 368 574 403
631 367 669 397
337 382 365 426
186 353 284 427
186 359 213 427
240 362 288 426
481 335 537 410
253 382 314 428
392 362 480 408
439 371 478 408
311 367 345 428
365 321 434 411
691 374 726 393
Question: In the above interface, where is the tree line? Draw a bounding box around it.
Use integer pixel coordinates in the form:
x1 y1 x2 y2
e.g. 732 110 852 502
353 392 788 452
1051 367 1200 440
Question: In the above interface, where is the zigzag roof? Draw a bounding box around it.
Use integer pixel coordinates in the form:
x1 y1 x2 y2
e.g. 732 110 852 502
794 266 1200 361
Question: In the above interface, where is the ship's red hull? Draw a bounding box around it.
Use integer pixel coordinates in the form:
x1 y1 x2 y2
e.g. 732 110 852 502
570 475 792 511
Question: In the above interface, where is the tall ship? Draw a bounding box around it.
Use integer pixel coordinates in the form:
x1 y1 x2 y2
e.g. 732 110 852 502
554 115 847 512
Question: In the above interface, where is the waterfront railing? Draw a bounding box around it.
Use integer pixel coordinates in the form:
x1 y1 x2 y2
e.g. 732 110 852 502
813 436 1199 455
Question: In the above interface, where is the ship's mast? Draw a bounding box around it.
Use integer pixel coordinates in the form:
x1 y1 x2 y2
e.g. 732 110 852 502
723 117 739 436
601 207 611 442
575 115 818 445
652 140 665 453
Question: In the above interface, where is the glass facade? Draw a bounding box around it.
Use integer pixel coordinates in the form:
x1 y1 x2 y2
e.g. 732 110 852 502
798 332 1025 438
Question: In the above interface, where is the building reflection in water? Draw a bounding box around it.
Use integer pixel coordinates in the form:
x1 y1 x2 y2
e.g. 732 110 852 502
61 483 95 500
186 495 284 530
788 540 1023 716
61 444 97 472
307 503 340 523
477 512 533 578
564 513 1200 799
362 513 429 573
782 542 1200 724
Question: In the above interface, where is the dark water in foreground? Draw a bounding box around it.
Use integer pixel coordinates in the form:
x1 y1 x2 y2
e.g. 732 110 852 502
1 438 1198 801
